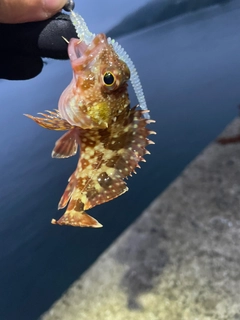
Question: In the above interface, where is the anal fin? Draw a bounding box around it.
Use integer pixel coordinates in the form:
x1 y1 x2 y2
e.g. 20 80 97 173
58 173 76 209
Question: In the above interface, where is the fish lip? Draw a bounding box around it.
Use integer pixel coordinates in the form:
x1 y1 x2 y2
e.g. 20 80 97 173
68 38 88 62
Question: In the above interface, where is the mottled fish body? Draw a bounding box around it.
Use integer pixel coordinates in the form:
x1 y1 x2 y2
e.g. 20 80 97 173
25 10 155 228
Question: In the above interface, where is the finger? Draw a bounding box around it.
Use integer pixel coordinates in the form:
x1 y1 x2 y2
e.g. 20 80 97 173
0 0 66 23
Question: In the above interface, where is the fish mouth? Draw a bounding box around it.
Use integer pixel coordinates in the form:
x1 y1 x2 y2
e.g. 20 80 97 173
68 38 88 61
68 34 108 66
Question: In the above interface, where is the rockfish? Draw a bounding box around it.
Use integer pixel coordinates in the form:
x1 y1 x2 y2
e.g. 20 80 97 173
25 11 155 228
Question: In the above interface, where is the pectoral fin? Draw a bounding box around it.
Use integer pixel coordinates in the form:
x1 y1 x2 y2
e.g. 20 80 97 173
24 110 73 131
52 130 78 158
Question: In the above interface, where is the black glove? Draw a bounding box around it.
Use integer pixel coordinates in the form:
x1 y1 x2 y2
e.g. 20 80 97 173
0 13 77 80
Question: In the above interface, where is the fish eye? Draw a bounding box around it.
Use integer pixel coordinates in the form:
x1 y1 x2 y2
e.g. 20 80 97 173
103 72 115 86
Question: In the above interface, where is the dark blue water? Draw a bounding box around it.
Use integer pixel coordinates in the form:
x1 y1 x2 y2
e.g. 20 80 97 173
1 2 240 319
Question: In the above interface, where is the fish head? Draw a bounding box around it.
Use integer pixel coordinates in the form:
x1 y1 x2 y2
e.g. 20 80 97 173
58 33 131 129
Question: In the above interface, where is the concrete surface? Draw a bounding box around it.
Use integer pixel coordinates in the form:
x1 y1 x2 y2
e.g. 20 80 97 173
41 118 240 320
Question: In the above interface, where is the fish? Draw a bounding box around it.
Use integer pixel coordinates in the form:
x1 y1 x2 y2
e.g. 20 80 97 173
25 11 155 228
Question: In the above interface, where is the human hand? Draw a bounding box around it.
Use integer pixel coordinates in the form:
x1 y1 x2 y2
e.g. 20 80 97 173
0 0 69 23
0 0 77 80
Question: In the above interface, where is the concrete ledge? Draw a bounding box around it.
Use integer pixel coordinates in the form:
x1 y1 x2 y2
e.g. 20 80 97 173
41 118 240 320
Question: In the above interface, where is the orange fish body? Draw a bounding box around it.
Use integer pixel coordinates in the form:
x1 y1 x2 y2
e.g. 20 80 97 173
26 11 155 228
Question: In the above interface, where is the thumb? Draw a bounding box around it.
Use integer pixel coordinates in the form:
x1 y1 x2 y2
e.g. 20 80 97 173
0 0 67 23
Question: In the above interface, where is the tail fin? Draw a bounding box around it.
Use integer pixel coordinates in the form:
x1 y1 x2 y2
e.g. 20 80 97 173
52 199 102 228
